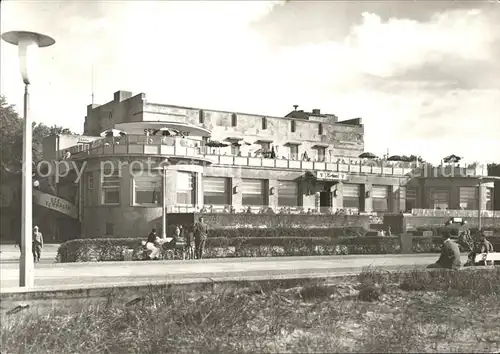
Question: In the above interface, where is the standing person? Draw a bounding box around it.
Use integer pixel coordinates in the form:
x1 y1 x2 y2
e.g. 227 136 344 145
193 217 208 259
427 230 461 269
185 228 195 260
32 226 43 263
145 228 160 260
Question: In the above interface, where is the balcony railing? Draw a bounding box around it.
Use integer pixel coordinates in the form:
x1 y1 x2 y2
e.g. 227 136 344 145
60 135 488 178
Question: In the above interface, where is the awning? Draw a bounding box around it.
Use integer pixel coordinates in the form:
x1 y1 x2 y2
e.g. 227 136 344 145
312 143 329 148
284 142 302 146
225 137 244 141
255 139 274 143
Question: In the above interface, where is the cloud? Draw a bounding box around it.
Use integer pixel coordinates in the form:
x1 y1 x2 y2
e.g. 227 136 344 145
0 1 499 164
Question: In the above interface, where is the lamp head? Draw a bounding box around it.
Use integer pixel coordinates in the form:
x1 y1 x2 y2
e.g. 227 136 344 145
1 31 55 85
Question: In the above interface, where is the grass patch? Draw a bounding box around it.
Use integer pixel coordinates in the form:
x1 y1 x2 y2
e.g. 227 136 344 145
2 267 500 353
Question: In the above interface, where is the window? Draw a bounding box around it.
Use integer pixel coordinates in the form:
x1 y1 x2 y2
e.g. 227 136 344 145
486 187 494 210
459 187 478 210
318 123 323 135
405 186 418 212
290 120 296 132
105 222 114 236
199 110 204 124
177 172 194 205
288 144 299 160
343 184 360 209
231 113 237 127
241 179 265 206
134 173 162 205
262 117 267 130
77 142 90 152
316 147 326 162
231 144 240 156
260 142 271 151
278 181 298 207
429 188 449 209
101 170 120 205
372 185 389 212
204 177 230 206
85 174 94 206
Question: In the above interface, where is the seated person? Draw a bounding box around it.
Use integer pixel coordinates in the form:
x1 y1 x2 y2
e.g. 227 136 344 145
145 228 160 260
479 232 494 253
464 231 495 266
427 231 461 269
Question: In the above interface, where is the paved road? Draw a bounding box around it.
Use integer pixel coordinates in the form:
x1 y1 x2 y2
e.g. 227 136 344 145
1 253 470 291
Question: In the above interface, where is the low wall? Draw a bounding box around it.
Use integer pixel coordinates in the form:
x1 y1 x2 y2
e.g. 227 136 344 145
384 214 500 234
166 213 373 230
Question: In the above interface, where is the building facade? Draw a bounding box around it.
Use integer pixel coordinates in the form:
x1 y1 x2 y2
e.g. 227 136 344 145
40 90 496 239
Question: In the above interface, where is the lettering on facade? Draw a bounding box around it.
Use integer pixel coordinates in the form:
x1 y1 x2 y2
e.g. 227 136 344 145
315 171 348 181
33 191 77 218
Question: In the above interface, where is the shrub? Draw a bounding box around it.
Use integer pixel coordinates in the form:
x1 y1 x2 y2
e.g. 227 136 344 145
412 236 500 253
415 226 500 237
56 236 402 263
207 227 368 238
412 237 443 253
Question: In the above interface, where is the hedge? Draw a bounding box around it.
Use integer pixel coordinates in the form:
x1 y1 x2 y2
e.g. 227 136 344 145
413 226 500 237
56 236 401 263
205 227 368 238
412 236 500 253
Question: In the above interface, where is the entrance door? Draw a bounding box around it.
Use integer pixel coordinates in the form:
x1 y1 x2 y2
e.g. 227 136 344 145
319 191 332 213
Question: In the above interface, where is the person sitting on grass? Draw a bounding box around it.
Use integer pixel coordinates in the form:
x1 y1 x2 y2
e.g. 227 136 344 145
427 230 461 269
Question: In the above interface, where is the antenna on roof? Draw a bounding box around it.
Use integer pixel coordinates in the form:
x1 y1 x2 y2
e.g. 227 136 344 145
91 63 95 105
293 105 298 111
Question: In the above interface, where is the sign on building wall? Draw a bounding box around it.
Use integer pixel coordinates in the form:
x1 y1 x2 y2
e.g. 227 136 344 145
315 171 348 181
33 190 78 219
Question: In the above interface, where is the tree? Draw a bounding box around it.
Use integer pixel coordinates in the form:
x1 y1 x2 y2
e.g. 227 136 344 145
0 95 76 175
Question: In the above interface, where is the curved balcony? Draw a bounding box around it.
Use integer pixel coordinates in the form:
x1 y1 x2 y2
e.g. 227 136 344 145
61 135 488 178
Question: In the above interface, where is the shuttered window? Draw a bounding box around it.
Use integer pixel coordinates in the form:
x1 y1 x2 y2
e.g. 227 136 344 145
429 188 449 209
405 186 418 212
459 187 478 210
101 170 120 205
177 172 194 205
203 177 229 206
242 179 265 206
278 181 298 207
343 184 360 209
372 185 389 212
134 174 162 205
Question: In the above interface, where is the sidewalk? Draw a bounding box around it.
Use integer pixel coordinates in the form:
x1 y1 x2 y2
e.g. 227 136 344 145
0 244 60 262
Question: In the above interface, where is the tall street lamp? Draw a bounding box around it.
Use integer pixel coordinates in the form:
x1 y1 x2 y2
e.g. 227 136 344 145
478 177 483 232
1 31 55 288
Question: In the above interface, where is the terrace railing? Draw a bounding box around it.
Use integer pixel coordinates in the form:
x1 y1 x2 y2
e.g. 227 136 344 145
59 135 488 178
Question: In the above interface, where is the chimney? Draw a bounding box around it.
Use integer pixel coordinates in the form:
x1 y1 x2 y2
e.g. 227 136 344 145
293 105 299 111
312 109 321 115
114 90 133 102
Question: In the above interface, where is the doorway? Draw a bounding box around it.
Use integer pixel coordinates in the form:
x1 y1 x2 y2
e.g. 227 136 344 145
319 191 332 212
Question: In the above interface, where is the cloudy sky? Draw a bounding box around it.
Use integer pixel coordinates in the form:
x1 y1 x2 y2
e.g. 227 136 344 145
1 0 499 164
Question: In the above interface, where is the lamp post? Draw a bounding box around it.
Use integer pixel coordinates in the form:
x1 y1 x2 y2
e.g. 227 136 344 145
478 177 483 232
161 165 167 239
1 31 55 288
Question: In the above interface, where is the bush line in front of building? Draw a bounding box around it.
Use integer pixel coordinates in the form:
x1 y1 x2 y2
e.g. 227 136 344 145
55 235 500 263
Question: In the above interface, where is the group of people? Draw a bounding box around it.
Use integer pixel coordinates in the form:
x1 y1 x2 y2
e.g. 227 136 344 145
16 225 44 263
427 229 494 269
143 217 208 261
